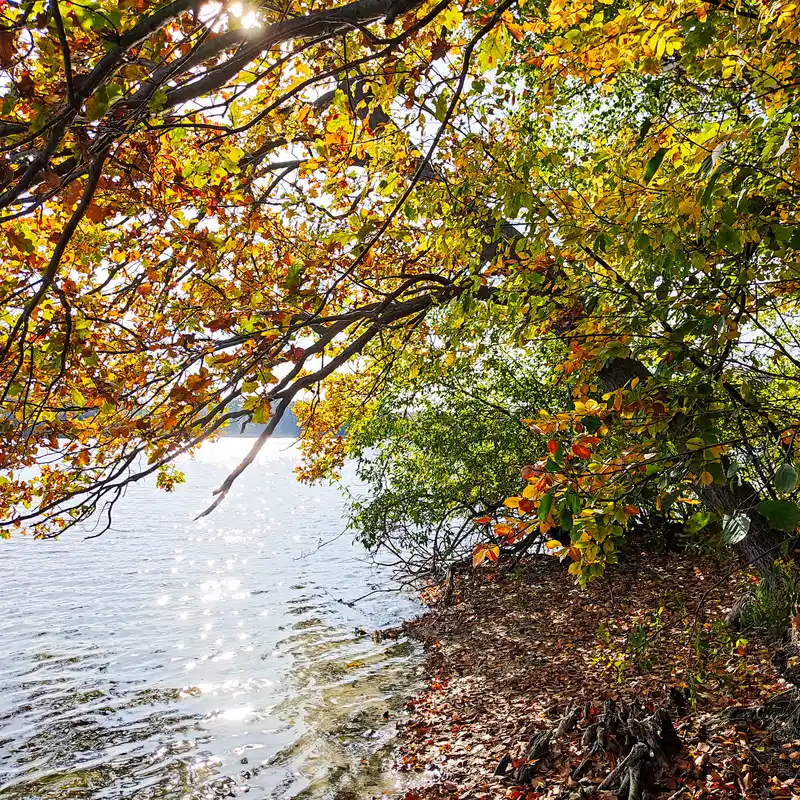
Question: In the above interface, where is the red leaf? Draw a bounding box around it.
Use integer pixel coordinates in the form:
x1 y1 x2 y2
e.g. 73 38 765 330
0 31 15 67
518 498 534 514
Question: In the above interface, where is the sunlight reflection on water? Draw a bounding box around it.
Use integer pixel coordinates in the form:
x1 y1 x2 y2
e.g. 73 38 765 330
0 439 421 799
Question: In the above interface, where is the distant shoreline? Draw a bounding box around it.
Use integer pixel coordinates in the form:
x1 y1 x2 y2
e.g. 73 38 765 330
219 432 299 439
219 407 300 438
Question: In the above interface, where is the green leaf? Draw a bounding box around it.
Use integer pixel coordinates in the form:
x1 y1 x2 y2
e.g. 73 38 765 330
148 88 168 113
685 511 712 534
433 91 448 122
700 171 720 206
775 463 799 494
716 224 741 252
538 490 553 523
722 512 750 545
636 118 652 146
559 502 573 532
643 147 668 183
756 500 800 532
707 462 726 484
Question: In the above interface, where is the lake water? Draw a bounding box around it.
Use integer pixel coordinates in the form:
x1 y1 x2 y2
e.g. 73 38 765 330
0 440 421 800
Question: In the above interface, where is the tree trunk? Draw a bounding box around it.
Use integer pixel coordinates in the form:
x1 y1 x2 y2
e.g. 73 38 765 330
701 478 782 581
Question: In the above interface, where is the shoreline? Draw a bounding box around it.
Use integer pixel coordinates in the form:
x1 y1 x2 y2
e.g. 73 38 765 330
390 540 795 799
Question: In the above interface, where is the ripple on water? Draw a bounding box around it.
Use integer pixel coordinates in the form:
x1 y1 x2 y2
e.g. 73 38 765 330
0 439 421 800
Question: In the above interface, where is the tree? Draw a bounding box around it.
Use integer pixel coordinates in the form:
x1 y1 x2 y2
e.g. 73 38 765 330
299 317 568 576
0 0 798 597
0 0 515 534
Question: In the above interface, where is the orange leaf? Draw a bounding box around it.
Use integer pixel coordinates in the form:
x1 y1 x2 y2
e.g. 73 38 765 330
547 439 559 455
473 515 492 524
472 544 488 567
572 443 592 459
86 202 111 224
0 31 15 67
623 505 640 516
472 543 500 567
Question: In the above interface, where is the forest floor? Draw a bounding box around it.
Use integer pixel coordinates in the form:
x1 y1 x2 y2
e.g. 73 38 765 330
390 538 800 799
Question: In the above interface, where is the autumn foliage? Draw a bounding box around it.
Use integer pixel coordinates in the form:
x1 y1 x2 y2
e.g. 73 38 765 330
0 0 798 603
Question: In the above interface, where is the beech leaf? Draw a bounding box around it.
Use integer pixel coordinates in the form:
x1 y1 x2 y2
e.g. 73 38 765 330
722 512 750 545
643 147 668 183
775 463 798 494
756 500 800 532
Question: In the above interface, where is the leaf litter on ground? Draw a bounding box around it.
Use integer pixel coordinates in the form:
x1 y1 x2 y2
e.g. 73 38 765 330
389 539 800 799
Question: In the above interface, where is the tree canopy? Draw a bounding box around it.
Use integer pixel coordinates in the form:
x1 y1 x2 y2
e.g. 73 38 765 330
1 0 799 587
318 324 566 575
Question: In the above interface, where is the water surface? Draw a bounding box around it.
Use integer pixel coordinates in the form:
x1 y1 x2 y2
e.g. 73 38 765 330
0 440 420 799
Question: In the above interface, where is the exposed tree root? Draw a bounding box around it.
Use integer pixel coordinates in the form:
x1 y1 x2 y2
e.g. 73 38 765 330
514 700 682 800
716 687 800 738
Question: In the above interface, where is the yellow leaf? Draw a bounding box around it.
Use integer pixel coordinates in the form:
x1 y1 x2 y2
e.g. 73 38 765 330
700 470 714 486
568 561 582 575
544 539 562 549
504 496 520 508
522 484 538 499
442 6 463 28
630 377 639 390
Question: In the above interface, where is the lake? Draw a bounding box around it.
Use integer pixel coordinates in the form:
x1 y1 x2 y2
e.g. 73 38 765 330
0 439 422 800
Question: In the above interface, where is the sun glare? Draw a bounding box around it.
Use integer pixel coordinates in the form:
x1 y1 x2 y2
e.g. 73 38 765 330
198 1 262 29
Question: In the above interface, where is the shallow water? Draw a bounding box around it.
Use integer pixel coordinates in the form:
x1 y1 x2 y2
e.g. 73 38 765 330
0 439 421 800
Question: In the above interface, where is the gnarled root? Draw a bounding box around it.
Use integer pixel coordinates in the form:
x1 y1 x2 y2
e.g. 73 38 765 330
514 700 682 800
